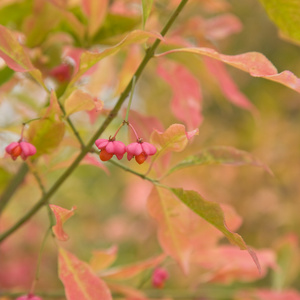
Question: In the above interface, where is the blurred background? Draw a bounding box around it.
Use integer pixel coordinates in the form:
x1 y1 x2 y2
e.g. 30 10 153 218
0 0 299 299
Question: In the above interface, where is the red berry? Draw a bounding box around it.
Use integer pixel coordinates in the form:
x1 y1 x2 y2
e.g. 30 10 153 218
99 149 113 161
135 152 146 164
11 145 22 158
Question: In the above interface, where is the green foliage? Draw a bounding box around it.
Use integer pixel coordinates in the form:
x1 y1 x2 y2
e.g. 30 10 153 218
27 119 66 156
93 14 141 44
165 146 272 176
259 0 300 44
142 0 153 29
0 67 14 87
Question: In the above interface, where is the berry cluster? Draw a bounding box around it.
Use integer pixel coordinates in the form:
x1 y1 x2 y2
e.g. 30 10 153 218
95 121 156 164
5 121 156 165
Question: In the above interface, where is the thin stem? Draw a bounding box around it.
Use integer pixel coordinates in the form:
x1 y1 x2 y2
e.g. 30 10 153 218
23 117 42 125
30 227 51 295
57 98 86 148
20 123 25 140
128 122 139 140
125 75 136 122
0 0 189 244
108 159 158 183
112 121 126 139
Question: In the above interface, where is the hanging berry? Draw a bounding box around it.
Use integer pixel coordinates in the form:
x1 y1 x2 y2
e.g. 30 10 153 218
95 138 126 161
126 138 157 164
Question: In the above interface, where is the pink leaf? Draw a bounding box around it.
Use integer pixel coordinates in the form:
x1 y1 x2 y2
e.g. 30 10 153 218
89 245 118 272
108 283 148 300
100 254 166 280
49 205 76 241
0 25 45 89
156 47 300 94
195 246 276 283
236 289 300 300
64 90 98 116
126 110 164 141
157 62 203 130
147 187 192 273
204 57 255 111
203 14 242 40
82 0 108 37
150 124 197 158
59 248 112 300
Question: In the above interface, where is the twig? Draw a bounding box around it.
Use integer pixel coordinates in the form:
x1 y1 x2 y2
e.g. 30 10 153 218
0 0 189 244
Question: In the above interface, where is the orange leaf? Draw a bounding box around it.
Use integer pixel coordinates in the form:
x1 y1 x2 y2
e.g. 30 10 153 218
64 90 97 116
108 283 148 300
50 205 76 241
100 254 166 280
0 25 46 89
90 245 118 272
59 248 112 300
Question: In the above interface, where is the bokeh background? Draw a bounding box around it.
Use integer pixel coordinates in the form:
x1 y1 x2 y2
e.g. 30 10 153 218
0 0 300 299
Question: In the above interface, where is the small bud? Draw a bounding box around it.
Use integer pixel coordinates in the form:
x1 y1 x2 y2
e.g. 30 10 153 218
49 64 72 83
152 267 169 289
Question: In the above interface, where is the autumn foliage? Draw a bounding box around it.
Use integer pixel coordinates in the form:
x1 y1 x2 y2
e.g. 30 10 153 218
1 0 300 300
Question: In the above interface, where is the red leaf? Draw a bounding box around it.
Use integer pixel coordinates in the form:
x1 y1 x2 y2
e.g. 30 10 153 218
204 57 255 111
59 248 112 300
50 205 76 241
126 110 164 141
157 61 203 130
156 47 300 94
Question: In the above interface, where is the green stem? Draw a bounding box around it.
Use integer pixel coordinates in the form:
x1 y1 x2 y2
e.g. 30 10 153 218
0 163 28 214
108 159 158 183
30 227 51 295
124 75 136 122
57 97 85 148
0 0 189 244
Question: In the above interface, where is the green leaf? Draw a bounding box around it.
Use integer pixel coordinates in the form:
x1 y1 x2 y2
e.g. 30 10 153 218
0 1 33 28
259 0 300 44
0 67 14 87
165 146 273 176
171 188 261 271
92 13 140 44
27 119 65 156
142 0 153 29
69 30 163 86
